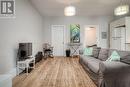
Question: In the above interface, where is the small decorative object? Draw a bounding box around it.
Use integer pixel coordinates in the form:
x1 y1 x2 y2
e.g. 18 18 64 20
70 24 80 43
106 51 120 61
102 32 107 39
84 47 93 56
66 49 71 57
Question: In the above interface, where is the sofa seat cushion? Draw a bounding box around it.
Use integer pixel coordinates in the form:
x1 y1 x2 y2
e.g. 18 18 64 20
80 55 101 74
80 55 92 65
87 58 101 74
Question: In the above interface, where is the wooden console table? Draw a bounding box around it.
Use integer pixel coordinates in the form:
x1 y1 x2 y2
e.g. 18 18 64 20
17 57 35 75
67 43 82 57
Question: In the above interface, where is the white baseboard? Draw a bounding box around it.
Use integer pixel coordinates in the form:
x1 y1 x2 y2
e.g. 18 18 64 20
6 68 17 79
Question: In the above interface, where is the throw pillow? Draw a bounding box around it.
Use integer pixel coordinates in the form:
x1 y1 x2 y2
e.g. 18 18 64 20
98 49 109 61
92 47 101 58
84 48 93 56
106 51 120 61
120 55 130 64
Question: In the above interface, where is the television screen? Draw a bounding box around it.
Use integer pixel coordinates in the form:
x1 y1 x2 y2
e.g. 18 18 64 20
18 43 32 60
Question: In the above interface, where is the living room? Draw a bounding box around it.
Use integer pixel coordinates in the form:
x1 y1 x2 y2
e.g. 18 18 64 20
0 0 130 87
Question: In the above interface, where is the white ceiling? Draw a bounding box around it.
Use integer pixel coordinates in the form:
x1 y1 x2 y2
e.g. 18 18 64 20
30 0 130 17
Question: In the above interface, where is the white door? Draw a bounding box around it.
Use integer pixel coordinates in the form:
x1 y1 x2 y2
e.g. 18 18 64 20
111 27 126 50
111 37 121 50
51 25 65 56
111 28 121 50
120 27 126 51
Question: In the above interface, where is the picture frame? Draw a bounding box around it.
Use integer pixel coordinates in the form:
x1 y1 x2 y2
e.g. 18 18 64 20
70 24 80 43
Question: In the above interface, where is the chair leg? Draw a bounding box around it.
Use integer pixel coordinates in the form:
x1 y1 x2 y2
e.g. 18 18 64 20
50 52 54 58
44 52 47 59
48 52 53 58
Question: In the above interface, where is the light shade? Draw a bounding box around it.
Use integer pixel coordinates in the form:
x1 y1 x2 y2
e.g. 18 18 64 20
114 5 129 16
64 6 76 16
56 0 80 4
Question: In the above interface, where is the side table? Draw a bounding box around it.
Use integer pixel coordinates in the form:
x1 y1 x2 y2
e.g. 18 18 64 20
17 57 35 75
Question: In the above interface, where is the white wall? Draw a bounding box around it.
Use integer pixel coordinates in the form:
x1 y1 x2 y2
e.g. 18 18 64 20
42 16 113 48
0 0 44 76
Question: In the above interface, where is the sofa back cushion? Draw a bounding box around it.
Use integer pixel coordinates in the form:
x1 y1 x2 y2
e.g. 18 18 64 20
92 47 101 58
98 48 109 61
109 49 130 58
120 55 130 64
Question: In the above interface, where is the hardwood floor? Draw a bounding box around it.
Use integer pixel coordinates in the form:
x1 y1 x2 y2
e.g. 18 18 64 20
13 57 97 87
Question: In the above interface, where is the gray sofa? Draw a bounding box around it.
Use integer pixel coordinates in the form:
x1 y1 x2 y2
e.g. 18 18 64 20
79 48 130 87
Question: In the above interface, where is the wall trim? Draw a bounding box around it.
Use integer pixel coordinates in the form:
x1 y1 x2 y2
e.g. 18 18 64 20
6 68 17 79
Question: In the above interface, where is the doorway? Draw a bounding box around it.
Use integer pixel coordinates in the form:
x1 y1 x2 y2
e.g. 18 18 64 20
84 25 99 47
51 25 65 56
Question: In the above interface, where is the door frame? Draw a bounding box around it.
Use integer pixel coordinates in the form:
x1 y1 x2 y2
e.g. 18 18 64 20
51 25 66 56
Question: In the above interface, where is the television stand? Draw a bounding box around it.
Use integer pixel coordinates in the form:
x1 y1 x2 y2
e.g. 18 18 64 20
17 57 35 75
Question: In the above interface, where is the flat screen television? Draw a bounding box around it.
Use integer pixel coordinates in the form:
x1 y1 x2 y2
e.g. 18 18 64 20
18 43 32 60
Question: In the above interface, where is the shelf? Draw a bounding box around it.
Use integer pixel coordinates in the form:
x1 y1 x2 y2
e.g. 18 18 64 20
125 43 130 44
112 37 121 38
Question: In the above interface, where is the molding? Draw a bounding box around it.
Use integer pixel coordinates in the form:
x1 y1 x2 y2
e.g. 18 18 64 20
6 68 17 79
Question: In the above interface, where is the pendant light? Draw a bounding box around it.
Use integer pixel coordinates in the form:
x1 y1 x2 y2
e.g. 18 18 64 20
64 5 76 16
114 0 129 16
63 0 76 16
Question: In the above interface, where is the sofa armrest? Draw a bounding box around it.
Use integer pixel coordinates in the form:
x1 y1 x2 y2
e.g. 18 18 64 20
99 61 130 75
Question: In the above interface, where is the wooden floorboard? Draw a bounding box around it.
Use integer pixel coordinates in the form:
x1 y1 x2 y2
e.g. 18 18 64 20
13 57 97 87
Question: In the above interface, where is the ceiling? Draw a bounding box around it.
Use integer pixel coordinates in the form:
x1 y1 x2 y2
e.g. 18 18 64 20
30 0 130 17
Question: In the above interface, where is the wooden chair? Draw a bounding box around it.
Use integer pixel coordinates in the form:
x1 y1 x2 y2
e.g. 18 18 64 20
43 43 54 58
